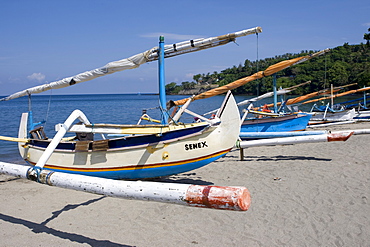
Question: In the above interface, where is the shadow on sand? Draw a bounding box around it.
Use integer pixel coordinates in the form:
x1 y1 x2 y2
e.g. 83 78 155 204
241 155 332 162
0 196 133 247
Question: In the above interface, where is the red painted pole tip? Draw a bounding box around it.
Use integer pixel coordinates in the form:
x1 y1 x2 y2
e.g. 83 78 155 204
185 185 251 211
327 131 354 142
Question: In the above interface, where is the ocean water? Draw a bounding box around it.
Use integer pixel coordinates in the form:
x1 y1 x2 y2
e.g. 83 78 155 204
0 93 359 163
0 93 253 163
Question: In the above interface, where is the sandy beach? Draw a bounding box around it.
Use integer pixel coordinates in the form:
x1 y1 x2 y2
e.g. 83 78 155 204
1 122 369 246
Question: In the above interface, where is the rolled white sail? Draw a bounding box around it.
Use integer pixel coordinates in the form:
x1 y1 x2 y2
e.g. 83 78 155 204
147 27 262 60
1 27 262 101
1 52 151 101
237 89 291 107
237 80 312 107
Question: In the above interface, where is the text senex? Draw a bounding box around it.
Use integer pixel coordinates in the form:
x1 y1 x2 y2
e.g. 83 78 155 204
185 141 208 151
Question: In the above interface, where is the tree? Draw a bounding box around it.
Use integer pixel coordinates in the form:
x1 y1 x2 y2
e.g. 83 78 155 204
327 61 349 86
165 82 182 94
181 81 195 90
364 28 370 45
193 74 202 84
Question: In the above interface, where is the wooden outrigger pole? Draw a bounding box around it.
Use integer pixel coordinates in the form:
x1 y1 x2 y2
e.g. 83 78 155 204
260 83 359 109
236 130 354 160
0 161 251 211
236 129 370 160
300 86 370 105
236 130 353 149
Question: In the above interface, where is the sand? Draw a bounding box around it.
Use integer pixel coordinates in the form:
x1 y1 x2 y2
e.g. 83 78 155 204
1 122 369 246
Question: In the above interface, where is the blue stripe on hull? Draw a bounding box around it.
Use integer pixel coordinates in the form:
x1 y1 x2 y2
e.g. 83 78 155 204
43 152 228 179
240 114 310 133
30 124 208 151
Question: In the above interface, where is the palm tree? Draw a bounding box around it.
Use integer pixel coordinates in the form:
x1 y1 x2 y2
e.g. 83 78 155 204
364 28 370 45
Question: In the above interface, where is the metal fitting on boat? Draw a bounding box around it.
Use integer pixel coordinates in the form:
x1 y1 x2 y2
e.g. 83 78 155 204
162 151 169 160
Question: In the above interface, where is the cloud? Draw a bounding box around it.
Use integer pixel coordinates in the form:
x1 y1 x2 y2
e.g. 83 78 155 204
27 72 45 82
363 23 370 27
141 32 203 41
185 73 194 79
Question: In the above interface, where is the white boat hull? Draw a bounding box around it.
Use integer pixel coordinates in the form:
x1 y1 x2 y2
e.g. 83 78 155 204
19 93 240 179
354 110 370 121
310 108 356 122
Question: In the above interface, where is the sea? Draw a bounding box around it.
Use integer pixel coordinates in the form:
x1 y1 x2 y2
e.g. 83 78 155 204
0 93 357 164
0 94 248 163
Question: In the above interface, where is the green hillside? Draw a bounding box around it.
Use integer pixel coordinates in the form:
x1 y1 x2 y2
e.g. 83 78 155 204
166 29 370 95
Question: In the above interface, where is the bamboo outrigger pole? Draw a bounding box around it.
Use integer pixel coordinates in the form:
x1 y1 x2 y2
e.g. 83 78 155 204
236 130 353 149
253 83 359 110
0 162 251 211
300 86 370 105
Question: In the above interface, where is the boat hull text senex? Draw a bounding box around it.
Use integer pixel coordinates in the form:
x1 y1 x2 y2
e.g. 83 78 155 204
18 93 240 179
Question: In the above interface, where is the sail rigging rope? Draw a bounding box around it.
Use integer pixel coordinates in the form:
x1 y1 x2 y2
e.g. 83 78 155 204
256 32 260 96
43 89 53 131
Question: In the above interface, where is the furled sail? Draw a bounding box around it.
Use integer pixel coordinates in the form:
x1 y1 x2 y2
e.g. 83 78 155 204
170 49 330 107
202 89 291 116
255 83 358 110
203 81 311 115
301 86 370 105
1 27 262 101
236 80 311 107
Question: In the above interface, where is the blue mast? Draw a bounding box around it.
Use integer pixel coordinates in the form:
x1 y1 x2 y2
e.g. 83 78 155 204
27 92 46 136
363 87 367 109
158 36 169 124
273 73 278 113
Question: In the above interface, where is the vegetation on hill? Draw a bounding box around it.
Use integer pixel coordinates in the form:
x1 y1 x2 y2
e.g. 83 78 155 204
166 28 370 95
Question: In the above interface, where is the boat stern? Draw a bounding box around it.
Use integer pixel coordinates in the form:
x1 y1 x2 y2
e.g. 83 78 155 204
18 112 29 159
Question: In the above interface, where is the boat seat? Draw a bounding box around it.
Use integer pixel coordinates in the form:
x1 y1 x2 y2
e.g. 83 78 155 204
92 139 109 151
75 141 91 152
74 139 109 152
29 126 48 140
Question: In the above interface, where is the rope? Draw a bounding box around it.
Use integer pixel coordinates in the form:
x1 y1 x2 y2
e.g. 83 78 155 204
27 92 32 112
43 89 53 131
256 32 260 96
144 106 160 111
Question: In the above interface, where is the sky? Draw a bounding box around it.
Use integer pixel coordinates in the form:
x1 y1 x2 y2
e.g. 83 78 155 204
0 0 369 96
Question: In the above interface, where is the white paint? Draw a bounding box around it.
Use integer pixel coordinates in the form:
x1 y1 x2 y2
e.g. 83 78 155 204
34 110 90 169
0 162 250 211
236 131 353 148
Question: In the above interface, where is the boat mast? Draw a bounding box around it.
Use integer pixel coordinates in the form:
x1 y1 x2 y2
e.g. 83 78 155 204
273 73 278 113
363 86 367 109
331 84 334 108
27 93 45 134
158 36 169 124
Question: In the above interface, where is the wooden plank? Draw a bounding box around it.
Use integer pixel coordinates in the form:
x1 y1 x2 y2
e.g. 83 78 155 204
0 135 29 143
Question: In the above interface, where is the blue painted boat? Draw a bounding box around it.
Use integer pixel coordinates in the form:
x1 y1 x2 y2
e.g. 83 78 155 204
240 113 311 140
